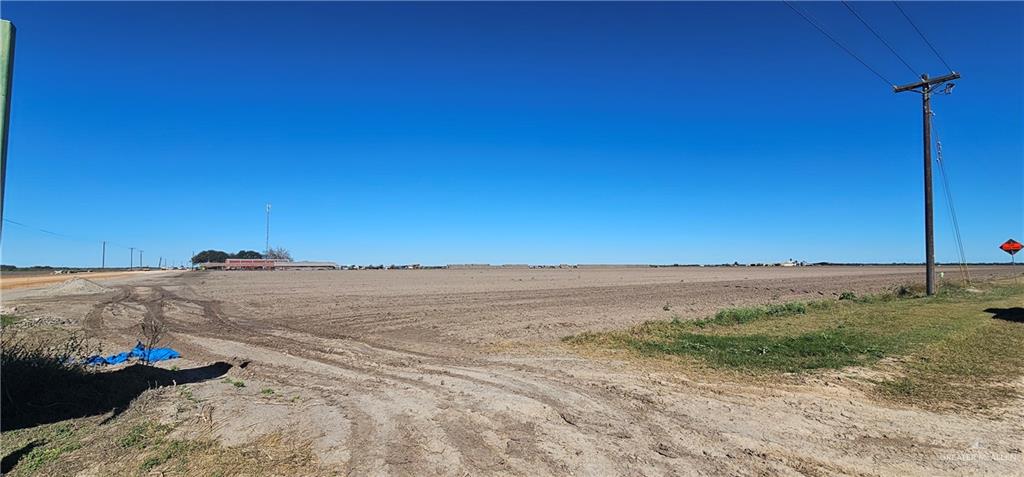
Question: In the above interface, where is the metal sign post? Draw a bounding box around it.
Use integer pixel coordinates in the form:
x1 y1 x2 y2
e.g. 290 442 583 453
1000 239 1022 284
0 20 15 239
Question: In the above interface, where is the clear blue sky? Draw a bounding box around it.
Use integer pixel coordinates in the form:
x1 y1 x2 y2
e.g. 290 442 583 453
1 1 1021 267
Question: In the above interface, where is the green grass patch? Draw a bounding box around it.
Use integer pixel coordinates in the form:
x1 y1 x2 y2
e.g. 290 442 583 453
1 314 22 327
565 282 1024 408
630 328 885 372
695 300 832 327
117 421 171 449
141 439 210 472
22 443 78 472
875 304 1024 409
3 422 84 473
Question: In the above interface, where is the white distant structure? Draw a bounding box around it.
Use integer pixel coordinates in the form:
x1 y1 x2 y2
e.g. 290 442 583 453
780 259 799 267
274 261 339 270
199 259 338 271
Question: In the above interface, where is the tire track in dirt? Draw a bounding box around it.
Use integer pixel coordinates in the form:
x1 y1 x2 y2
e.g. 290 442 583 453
127 279 713 474
163 274 942 474
154 283 576 474
170 321 758 474
82 287 130 333
34 268 1023 476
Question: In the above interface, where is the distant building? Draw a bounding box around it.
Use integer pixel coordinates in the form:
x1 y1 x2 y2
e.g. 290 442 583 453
198 259 338 271
273 261 339 270
224 259 275 270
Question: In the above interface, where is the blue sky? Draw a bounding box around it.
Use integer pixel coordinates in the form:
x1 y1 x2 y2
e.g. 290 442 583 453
0 1 1021 267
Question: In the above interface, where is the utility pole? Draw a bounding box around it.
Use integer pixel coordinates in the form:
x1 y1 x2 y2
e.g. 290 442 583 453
101 241 106 269
139 249 144 269
894 71 960 296
130 247 134 270
265 203 271 257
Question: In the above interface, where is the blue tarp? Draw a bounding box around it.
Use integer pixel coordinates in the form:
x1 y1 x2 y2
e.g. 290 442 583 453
85 342 181 366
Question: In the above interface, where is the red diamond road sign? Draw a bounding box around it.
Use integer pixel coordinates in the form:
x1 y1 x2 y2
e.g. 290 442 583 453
1000 239 1022 255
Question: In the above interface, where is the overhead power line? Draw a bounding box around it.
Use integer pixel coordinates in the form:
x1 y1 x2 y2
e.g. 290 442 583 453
3 217 133 250
930 113 971 285
3 217 192 269
841 1 918 77
892 1 954 72
784 1 895 87
3 218 100 245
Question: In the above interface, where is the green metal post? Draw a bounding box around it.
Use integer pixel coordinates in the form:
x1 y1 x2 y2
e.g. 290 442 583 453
0 20 15 239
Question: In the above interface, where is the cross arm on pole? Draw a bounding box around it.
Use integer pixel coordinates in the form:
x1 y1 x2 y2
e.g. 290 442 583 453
893 72 960 93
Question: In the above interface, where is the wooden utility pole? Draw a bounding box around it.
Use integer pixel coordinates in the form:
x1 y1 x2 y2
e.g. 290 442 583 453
101 241 106 269
130 247 134 270
894 71 960 296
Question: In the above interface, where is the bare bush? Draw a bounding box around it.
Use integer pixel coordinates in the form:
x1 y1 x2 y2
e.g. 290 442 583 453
265 246 293 261
139 314 165 365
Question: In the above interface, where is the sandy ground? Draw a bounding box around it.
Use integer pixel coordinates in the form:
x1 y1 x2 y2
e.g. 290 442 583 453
4 266 1022 476
0 270 167 291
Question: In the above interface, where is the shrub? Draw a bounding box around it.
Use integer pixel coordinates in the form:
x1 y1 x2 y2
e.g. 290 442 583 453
709 302 810 326
893 284 925 299
139 314 165 365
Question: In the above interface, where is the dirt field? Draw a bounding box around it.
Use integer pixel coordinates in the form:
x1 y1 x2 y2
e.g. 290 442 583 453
0 270 165 291
4 266 1022 475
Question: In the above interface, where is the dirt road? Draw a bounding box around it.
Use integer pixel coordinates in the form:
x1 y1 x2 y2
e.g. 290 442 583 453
0 270 164 291
6 266 1022 475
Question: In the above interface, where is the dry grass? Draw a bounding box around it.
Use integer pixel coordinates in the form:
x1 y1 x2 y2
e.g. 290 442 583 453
0 387 321 476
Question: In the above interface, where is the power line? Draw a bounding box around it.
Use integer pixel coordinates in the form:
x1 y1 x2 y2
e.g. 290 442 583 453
930 113 970 285
841 1 918 77
3 217 187 268
892 1 954 72
2 217 138 249
784 1 895 87
3 218 99 245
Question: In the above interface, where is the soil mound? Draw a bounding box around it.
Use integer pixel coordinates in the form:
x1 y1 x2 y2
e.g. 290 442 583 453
38 278 112 296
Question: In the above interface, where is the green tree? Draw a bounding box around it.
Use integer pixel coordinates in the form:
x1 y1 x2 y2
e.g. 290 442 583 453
191 250 229 264
232 250 263 259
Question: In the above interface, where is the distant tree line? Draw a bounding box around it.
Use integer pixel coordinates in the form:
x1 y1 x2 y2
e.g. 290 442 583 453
190 247 292 264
